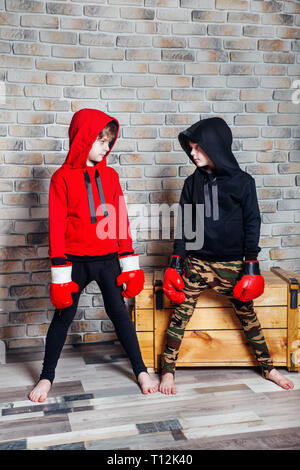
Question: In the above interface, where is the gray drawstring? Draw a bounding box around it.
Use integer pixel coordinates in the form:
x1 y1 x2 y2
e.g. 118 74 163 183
204 175 219 221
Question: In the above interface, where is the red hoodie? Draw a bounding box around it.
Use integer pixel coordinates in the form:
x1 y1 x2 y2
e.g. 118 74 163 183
48 108 133 260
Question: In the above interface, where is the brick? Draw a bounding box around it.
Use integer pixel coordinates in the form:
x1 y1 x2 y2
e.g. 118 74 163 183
114 63 147 74
47 72 83 86
282 237 300 247
137 140 172 152
89 50 123 63
46 2 82 16
0 12 19 26
6 0 44 12
75 60 112 73
13 43 51 57
172 89 205 101
120 7 154 19
144 166 177 178
278 199 300 211
130 114 164 125
277 27 300 40
85 74 120 87
257 151 286 163
153 37 186 48
107 101 142 113
207 89 238 100
84 5 118 17
208 24 242 36
149 63 183 74
228 12 260 23
137 89 170 100
143 101 177 113
270 248 300 260
26 324 49 336
146 242 173 254
40 31 77 45
0 55 33 69
116 35 151 47
197 49 229 62
126 49 160 61
127 179 161 191
0 325 25 339
52 45 87 59
191 10 226 22
166 114 199 125
20 13 59 28
120 153 154 165
10 311 47 324
122 128 157 139
216 0 248 9
244 25 275 38
172 22 206 35
0 273 30 288
136 21 170 34
156 8 190 21
162 50 195 62
185 63 219 75
0 27 37 41
278 163 300 174
60 17 97 31
3 193 38 207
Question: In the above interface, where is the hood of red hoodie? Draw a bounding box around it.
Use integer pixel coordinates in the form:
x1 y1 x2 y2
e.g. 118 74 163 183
62 108 119 170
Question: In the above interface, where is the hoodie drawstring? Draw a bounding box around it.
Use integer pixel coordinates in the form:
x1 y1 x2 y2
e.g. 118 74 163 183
204 174 219 221
84 169 108 224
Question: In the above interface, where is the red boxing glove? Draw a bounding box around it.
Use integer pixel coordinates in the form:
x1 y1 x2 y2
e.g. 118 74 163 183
163 255 186 304
116 254 145 298
233 260 264 302
50 261 79 309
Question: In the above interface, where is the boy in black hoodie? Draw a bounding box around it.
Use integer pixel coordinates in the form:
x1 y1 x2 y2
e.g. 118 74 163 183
159 117 294 394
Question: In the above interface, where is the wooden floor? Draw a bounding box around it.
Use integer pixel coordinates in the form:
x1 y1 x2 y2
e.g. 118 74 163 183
0 340 300 450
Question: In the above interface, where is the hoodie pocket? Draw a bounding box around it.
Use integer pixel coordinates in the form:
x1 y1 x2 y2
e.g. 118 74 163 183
66 217 85 245
225 217 244 251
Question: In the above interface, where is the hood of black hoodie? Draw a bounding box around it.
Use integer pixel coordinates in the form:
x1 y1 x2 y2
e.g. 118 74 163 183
178 117 241 177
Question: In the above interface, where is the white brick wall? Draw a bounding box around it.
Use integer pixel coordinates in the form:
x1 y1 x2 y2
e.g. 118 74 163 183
0 0 299 348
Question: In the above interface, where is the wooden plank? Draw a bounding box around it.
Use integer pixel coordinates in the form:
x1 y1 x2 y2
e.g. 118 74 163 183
135 289 153 309
287 280 300 372
136 332 154 367
135 309 153 331
153 306 289 331
155 329 287 366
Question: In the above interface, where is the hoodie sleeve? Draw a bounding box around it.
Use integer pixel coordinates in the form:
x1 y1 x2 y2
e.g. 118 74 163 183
48 172 68 261
113 174 134 257
173 178 191 260
241 176 262 261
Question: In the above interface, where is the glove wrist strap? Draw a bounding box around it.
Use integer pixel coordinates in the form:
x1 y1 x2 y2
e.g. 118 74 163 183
119 254 140 272
51 262 72 284
242 261 260 276
169 255 184 276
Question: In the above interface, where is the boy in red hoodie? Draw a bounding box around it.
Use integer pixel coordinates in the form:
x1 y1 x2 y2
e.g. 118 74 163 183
29 108 158 402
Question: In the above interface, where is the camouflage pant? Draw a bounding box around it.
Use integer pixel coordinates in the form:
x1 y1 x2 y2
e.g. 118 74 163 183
162 255 274 379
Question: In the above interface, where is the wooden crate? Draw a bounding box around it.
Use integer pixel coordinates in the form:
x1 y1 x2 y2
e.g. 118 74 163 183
133 267 300 373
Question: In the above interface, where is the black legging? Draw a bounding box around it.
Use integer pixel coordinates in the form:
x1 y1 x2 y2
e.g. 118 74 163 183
40 256 147 384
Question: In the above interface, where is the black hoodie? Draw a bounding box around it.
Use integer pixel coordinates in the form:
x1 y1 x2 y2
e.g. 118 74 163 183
174 117 261 262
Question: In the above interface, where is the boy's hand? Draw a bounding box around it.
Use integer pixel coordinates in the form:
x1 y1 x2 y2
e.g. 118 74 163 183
163 255 186 304
233 260 264 302
116 254 145 298
50 261 79 309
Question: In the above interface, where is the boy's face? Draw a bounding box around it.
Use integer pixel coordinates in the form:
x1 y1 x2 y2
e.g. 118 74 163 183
188 140 215 170
87 134 112 166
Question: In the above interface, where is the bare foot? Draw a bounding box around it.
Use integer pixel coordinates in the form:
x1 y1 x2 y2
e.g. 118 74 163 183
28 379 52 402
137 372 159 394
159 372 177 395
267 368 294 390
